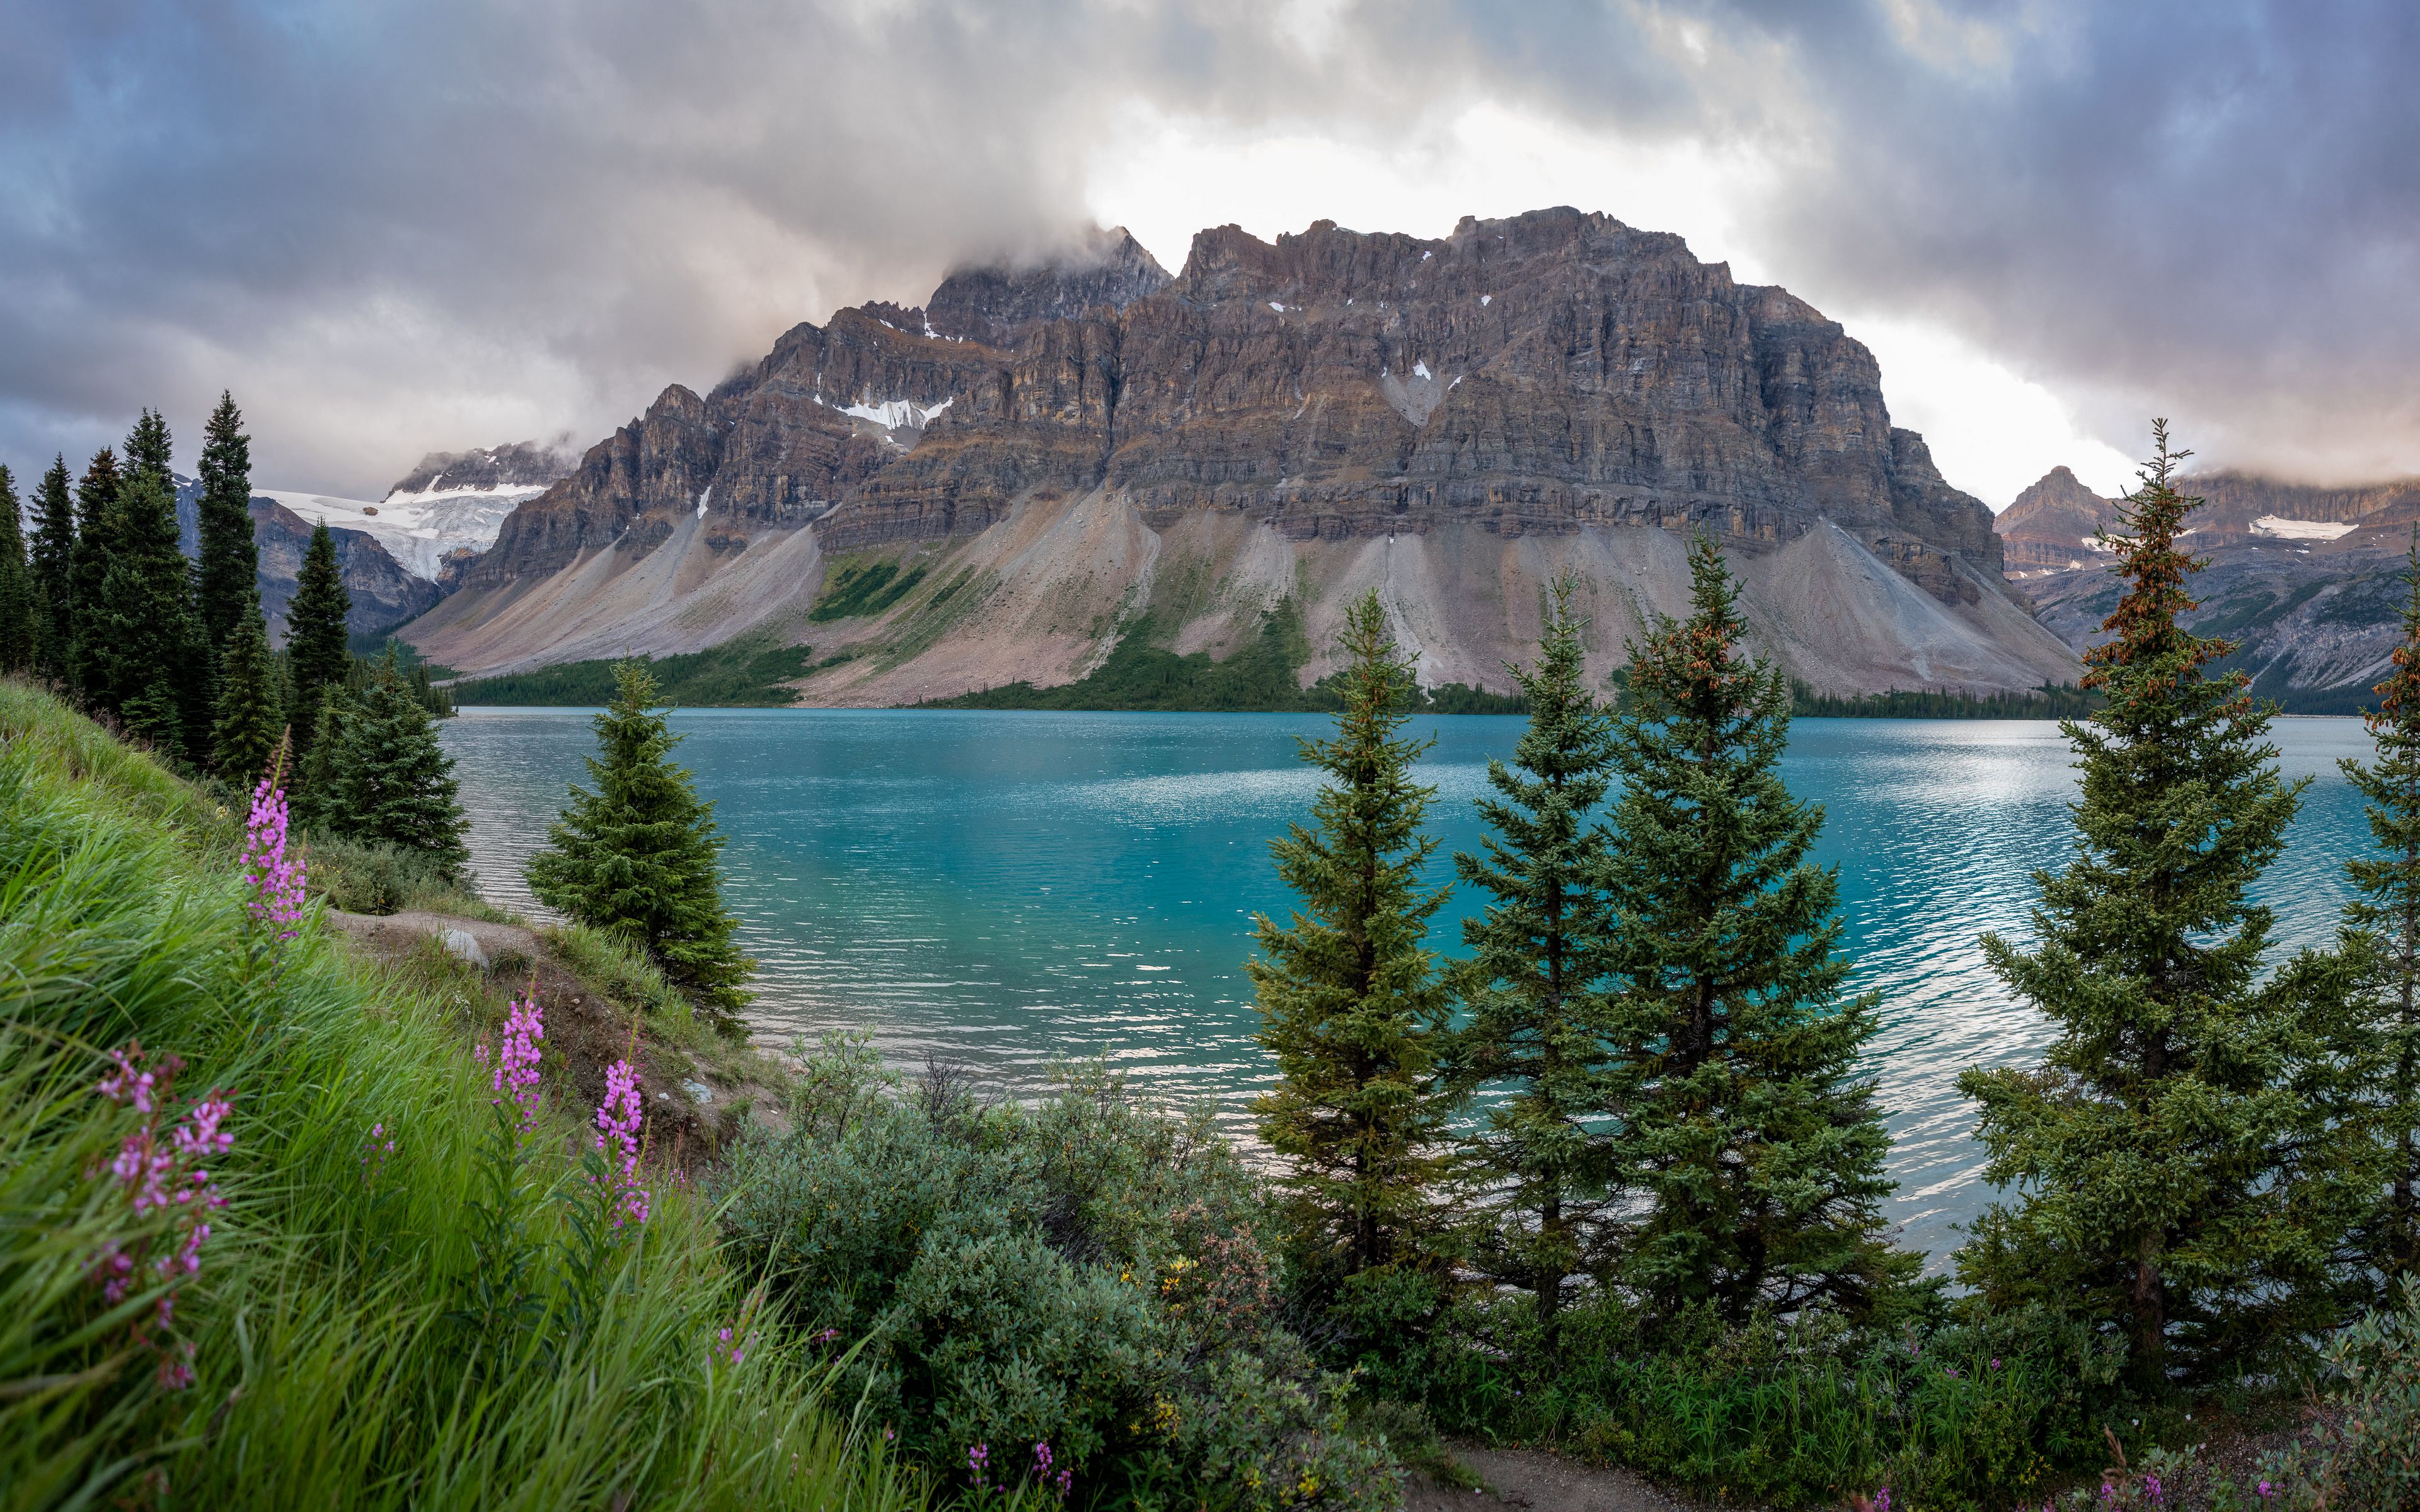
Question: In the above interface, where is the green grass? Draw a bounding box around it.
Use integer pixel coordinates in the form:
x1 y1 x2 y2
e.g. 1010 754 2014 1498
809 560 928 624
0 677 920 1511
447 636 817 707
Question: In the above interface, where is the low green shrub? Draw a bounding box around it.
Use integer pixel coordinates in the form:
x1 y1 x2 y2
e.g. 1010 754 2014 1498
1378 1290 2126 1510
716 1040 1398 1510
2221 1276 2420 1510
302 829 463 914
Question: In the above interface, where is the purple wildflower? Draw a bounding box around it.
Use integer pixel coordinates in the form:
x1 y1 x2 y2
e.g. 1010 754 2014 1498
492 995 544 1133
89 1045 231 1391
239 766 308 944
592 1058 648 1226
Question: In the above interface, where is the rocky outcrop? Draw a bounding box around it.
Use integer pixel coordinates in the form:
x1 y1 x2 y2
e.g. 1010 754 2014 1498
386 438 576 499
924 226 1172 345
1996 466 2119 573
417 208 2078 698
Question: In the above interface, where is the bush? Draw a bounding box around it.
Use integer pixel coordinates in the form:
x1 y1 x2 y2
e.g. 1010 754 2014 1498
2232 1276 2420 1510
716 1041 1398 1510
302 829 459 914
1380 1289 2125 1510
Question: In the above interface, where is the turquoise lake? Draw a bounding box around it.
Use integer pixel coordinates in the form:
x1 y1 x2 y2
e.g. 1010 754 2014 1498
442 709 2375 1264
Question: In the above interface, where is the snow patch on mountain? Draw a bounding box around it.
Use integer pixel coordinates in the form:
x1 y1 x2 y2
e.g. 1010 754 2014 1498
258 489 524 581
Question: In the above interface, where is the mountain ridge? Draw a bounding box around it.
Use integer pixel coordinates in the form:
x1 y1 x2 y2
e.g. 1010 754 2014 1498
408 207 2080 701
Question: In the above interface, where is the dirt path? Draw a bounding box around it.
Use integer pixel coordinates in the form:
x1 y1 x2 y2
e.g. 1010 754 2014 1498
1405 1445 1714 1512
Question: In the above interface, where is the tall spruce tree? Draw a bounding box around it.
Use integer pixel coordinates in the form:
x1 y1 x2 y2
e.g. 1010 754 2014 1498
1251 591 1458 1277
195 392 258 654
123 408 173 486
526 659 753 1012
1448 578 1622 1357
2337 534 2420 1280
1957 422 2368 1392
93 466 203 760
330 648 468 873
1600 534 1910 1327
68 449 122 694
0 465 32 673
211 592 284 784
28 457 74 680
286 520 352 764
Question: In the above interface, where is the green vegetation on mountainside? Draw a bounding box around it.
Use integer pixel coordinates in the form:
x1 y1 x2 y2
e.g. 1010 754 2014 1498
1788 681 2105 719
446 633 817 707
928 601 1528 714
809 558 928 622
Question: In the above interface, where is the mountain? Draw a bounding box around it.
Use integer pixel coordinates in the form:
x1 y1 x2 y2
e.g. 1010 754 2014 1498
1997 466 2119 575
172 474 432 641
174 440 574 645
406 209 2080 701
250 498 441 642
1995 465 2420 710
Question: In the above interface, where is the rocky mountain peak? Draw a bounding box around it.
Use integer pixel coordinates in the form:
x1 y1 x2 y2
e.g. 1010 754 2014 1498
925 225 1171 346
385 437 577 501
1995 466 2118 575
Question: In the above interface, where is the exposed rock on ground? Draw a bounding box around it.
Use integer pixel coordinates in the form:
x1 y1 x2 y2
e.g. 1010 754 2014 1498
322 907 786 1167
411 209 2080 698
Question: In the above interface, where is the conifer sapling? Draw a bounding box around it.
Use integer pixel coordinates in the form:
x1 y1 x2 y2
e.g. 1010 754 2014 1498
526 658 752 1014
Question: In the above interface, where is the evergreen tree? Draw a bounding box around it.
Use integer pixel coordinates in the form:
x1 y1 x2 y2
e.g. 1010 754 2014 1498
2337 534 2420 1280
0 464 32 673
1957 423 2368 1392
1251 591 1458 1276
526 659 753 1012
195 392 259 654
123 407 173 484
330 649 469 873
68 448 122 694
293 690 353 832
1448 578 1621 1357
28 457 75 680
211 592 284 785
1600 534 1910 1327
89 466 201 743
286 520 352 764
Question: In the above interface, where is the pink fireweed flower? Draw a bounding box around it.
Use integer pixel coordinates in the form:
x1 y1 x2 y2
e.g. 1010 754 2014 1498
491 995 544 1133
86 1046 231 1392
592 1058 648 1226
239 774 308 942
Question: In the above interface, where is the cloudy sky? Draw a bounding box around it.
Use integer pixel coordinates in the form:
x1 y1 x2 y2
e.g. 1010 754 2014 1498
3 1 2412 506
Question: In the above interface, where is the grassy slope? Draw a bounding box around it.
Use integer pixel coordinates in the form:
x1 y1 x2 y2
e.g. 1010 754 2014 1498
0 679 919 1512
446 635 820 707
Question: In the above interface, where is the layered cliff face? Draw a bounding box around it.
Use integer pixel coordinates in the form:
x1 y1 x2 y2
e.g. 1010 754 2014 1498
1997 464 2420 709
417 209 2078 700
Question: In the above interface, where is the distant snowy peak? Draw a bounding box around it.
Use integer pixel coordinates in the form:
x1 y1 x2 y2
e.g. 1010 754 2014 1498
383 437 575 503
256 489 521 581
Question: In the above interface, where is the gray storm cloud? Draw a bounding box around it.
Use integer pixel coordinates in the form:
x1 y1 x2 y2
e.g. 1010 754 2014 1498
1 0 2412 494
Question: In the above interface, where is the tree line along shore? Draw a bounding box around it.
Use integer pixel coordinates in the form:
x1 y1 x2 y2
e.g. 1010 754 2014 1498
10 415 2420 1510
